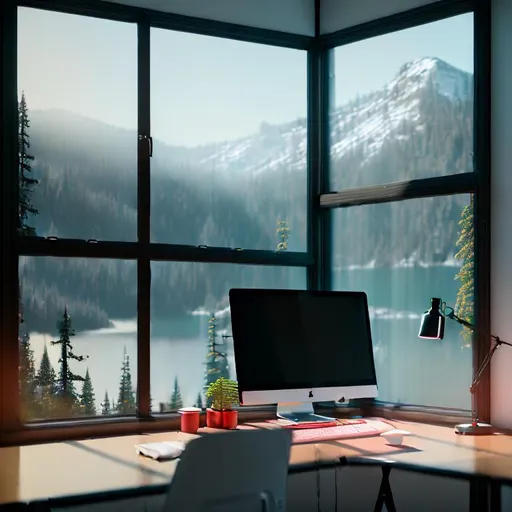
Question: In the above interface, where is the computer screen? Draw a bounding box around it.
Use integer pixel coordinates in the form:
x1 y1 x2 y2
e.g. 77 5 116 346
229 289 377 406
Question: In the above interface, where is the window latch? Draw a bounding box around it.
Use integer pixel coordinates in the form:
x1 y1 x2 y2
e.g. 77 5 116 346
139 134 153 157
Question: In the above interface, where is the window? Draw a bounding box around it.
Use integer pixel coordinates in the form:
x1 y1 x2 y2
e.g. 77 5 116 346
329 14 474 191
7 5 310 437
326 13 478 412
19 257 137 421
150 29 308 251
17 8 137 240
2 1 484 442
150 263 306 411
331 195 473 409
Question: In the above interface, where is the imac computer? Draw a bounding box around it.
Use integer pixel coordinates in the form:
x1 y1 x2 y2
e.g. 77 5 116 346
229 289 378 424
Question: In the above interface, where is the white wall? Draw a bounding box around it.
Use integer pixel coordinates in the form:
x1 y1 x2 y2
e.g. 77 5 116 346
103 0 315 36
491 0 512 429
320 0 443 34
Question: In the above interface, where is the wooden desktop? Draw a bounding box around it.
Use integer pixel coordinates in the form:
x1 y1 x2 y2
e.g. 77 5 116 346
1 418 512 510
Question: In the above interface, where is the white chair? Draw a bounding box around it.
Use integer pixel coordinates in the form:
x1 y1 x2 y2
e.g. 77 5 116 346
161 428 292 512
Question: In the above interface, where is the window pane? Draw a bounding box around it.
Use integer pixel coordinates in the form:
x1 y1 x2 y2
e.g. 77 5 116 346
330 14 474 191
17 8 137 240
19 257 137 421
331 195 473 409
150 29 307 251
150 263 306 411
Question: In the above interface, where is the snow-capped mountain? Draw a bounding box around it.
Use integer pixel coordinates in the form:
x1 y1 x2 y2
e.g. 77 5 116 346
188 57 473 180
29 57 472 186
330 57 472 168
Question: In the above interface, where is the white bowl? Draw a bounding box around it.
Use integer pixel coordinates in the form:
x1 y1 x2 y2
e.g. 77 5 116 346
380 429 411 445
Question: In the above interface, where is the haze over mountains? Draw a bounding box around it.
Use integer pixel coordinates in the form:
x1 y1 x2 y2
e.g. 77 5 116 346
20 57 473 333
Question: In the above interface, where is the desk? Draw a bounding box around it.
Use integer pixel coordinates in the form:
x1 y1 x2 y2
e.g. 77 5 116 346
1 419 512 510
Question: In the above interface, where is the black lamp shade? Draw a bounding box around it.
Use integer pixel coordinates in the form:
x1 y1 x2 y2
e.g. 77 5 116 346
418 297 445 339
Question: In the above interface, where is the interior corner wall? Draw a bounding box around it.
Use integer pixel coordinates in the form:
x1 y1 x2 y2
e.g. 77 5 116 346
490 0 512 428
319 0 443 34
104 0 315 36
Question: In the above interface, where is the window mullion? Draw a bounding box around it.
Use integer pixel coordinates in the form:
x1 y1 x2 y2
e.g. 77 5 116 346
472 0 491 424
320 49 334 291
1 1 21 431
307 45 333 292
137 17 151 419
306 46 321 290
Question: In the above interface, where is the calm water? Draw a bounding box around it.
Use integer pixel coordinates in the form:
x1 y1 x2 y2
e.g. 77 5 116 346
28 266 472 413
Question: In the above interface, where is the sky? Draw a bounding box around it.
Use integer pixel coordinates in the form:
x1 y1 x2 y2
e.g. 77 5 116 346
18 8 473 147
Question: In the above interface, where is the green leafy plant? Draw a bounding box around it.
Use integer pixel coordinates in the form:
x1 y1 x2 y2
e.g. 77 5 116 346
205 377 239 411
455 196 474 342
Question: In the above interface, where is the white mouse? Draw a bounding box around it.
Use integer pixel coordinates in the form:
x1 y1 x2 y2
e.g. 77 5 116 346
380 429 411 445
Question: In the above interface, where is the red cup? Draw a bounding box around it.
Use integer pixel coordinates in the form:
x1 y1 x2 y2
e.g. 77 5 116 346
179 407 201 434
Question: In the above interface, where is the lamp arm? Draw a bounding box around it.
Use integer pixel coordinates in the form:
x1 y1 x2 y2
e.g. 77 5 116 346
443 309 512 397
490 335 512 348
444 310 477 331
445 310 512 347
469 342 501 394
468 337 512 396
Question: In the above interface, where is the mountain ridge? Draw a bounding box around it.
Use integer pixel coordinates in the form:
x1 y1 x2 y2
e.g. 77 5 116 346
20 57 473 333
29 57 472 182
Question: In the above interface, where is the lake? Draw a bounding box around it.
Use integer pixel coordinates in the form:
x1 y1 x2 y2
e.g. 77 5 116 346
27 265 472 414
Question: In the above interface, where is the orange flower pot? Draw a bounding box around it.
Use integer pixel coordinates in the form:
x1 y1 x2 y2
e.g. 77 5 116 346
206 408 238 429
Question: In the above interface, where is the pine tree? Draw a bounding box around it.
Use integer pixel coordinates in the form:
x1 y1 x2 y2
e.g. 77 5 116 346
36 345 56 389
51 307 88 415
117 348 136 413
455 196 474 341
194 391 203 409
204 315 230 407
204 314 230 403
35 344 56 417
101 391 111 415
17 92 38 236
276 219 290 251
169 376 183 410
19 330 36 419
18 288 36 419
80 368 96 416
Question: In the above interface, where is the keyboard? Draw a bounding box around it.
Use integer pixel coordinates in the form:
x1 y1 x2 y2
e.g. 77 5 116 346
282 420 339 429
291 420 390 444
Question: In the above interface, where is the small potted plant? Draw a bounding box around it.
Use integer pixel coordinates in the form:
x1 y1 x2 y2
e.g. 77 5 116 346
205 377 239 429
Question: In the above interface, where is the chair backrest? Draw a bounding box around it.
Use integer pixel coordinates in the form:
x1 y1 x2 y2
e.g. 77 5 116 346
162 428 292 512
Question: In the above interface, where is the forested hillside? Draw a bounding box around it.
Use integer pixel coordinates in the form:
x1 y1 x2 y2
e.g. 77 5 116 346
20 57 473 333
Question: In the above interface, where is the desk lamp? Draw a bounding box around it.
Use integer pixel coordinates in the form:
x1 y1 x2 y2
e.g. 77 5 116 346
418 297 512 435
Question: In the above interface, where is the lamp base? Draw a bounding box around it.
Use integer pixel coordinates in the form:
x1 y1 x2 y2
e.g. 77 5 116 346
455 422 494 435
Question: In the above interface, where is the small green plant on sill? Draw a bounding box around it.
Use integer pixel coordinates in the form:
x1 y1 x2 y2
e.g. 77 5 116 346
205 377 239 411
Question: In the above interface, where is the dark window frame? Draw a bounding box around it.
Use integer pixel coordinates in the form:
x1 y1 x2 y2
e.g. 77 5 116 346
0 0 489 445
315 0 491 422
1 0 313 443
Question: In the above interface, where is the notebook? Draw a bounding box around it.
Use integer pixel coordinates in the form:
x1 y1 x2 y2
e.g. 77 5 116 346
135 441 186 461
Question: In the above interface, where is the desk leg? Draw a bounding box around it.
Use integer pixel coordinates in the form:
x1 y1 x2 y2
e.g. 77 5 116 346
470 478 490 512
490 481 501 512
374 466 396 512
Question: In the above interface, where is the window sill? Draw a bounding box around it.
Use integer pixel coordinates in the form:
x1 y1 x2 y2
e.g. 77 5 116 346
352 400 472 427
1 403 472 447
0 406 279 446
